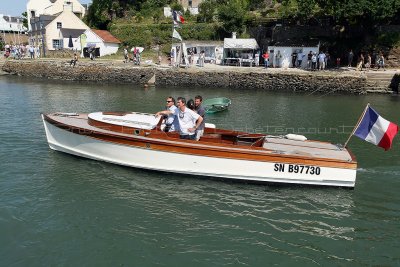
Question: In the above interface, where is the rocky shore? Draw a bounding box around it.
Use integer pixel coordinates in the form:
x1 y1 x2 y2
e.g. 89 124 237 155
1 59 398 94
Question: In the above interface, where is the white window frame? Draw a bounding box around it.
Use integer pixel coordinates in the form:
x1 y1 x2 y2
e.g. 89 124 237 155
52 39 63 49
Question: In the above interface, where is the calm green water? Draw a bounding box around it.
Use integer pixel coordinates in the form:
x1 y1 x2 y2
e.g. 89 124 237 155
1 76 400 266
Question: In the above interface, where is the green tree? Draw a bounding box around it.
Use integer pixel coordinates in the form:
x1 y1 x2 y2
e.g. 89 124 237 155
198 0 216 22
21 12 28 29
279 0 400 25
86 0 151 29
217 0 249 34
86 0 113 29
0 38 4 51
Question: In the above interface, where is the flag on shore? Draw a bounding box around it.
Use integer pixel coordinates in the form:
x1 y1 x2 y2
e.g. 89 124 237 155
172 29 182 41
354 106 398 150
173 20 181 28
173 10 185 24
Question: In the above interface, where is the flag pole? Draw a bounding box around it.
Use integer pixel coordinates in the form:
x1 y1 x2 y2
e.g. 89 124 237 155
344 103 370 148
171 11 174 68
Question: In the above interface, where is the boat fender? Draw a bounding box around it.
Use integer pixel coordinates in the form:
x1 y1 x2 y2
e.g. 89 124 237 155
285 134 307 141
205 123 216 129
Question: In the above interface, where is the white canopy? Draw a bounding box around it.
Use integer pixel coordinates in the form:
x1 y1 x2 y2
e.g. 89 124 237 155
223 38 259 49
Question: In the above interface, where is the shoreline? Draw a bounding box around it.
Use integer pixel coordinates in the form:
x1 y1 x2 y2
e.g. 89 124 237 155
1 58 399 94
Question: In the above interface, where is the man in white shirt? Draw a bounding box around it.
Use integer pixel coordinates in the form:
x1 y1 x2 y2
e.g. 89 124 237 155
296 51 304 68
156 97 203 140
318 52 326 70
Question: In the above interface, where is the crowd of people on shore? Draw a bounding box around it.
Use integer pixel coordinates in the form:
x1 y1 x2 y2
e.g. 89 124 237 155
2 42 389 73
260 49 388 71
3 44 40 60
156 95 205 141
351 50 386 71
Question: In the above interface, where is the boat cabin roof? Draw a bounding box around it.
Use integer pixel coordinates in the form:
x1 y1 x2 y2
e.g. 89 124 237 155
88 112 159 130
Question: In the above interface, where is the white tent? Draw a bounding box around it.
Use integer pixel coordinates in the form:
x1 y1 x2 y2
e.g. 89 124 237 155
223 38 260 66
223 38 259 49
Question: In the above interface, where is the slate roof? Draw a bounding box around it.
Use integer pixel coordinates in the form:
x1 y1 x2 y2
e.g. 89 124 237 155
61 28 86 38
3 16 22 23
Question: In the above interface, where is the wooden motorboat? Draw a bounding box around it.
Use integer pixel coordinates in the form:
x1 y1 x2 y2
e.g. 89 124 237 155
203 97 231 113
41 111 357 187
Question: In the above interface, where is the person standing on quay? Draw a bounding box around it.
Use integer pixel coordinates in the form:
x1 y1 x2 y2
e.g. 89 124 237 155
275 50 282 68
348 49 354 67
262 51 269 69
123 46 128 63
291 51 297 68
296 51 304 68
29 45 35 59
377 53 386 71
318 51 326 70
307 51 313 69
356 53 364 71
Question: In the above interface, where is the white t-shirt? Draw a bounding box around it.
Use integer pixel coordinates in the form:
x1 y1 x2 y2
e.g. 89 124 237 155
318 53 326 62
297 52 303 60
177 107 200 135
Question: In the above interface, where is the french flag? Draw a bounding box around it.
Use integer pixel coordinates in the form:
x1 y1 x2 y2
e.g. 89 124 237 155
173 10 185 24
354 106 398 150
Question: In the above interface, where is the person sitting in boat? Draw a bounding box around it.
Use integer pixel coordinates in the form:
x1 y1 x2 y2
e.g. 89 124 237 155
156 97 203 140
187 99 195 111
194 95 206 141
156 97 179 132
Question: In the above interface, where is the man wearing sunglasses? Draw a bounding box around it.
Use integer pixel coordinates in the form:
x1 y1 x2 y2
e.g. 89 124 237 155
156 97 179 132
156 97 203 140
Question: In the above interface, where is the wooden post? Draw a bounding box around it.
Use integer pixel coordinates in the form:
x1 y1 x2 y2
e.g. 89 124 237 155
344 103 370 148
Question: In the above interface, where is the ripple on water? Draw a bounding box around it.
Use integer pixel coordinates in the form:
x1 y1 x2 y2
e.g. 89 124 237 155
1 77 400 266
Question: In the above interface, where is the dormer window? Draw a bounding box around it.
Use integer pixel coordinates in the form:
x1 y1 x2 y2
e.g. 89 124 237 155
57 22 62 29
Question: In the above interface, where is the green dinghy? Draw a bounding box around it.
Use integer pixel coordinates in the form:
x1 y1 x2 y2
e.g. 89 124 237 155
203 97 231 114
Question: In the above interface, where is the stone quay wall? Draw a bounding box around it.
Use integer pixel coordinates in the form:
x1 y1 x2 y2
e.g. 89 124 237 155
2 60 369 94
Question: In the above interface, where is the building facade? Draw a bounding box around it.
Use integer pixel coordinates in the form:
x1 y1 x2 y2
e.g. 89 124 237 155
27 0 86 31
0 14 27 33
83 29 121 56
44 9 89 51
29 9 89 56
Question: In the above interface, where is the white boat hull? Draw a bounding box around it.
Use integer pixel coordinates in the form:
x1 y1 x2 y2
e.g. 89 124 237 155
42 116 356 187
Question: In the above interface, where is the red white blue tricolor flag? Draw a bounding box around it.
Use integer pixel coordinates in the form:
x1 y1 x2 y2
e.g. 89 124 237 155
173 10 185 24
354 106 398 150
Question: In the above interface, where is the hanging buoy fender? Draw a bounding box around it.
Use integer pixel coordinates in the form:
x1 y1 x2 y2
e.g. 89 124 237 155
285 134 307 141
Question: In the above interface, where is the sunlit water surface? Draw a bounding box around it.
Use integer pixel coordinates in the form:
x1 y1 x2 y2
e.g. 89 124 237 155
1 76 400 266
